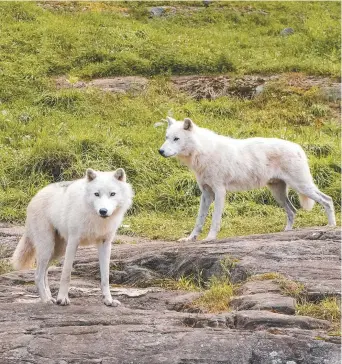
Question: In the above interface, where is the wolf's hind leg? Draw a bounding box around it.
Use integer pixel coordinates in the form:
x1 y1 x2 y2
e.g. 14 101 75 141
268 180 296 231
291 184 336 226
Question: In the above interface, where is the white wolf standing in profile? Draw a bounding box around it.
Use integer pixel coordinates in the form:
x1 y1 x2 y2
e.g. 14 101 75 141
159 117 336 242
12 168 133 306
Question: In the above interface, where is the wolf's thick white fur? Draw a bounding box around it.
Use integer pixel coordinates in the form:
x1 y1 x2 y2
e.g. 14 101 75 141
12 168 133 306
159 117 336 241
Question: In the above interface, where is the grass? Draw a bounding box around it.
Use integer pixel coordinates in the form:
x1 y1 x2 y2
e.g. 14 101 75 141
0 259 13 275
250 272 306 300
192 277 236 313
297 297 341 337
156 255 240 312
251 273 341 335
157 274 237 313
296 297 341 324
156 274 202 292
0 2 340 240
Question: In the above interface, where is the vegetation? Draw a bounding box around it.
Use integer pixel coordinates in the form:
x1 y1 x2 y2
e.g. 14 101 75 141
296 297 341 324
0 2 340 240
0 259 13 275
251 273 341 334
192 276 236 313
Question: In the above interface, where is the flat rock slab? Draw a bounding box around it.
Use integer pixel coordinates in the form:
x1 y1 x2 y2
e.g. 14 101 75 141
238 280 282 295
0 303 339 364
231 292 296 315
0 226 341 363
55 76 148 95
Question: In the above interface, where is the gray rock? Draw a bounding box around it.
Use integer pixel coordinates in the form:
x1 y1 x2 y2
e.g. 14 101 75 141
231 292 296 314
166 291 203 312
281 27 295 36
238 280 282 295
1 227 341 363
149 6 176 18
235 310 331 330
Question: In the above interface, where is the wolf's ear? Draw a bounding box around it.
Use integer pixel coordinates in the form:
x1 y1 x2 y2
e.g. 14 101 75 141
114 168 126 182
166 116 176 127
86 168 97 181
183 118 193 131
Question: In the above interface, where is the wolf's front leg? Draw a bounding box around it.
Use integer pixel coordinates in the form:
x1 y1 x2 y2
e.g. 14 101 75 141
178 189 214 242
57 237 79 306
204 188 226 242
98 239 121 307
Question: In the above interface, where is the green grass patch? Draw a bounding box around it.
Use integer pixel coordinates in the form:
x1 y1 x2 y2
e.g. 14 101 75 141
155 274 202 292
296 297 341 326
192 277 237 313
0 259 13 275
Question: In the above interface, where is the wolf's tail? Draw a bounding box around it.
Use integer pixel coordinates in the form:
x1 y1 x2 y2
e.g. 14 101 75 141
12 234 35 270
298 194 315 211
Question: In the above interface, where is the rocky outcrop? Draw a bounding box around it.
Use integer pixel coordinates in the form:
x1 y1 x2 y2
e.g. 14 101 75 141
54 74 341 102
0 226 340 363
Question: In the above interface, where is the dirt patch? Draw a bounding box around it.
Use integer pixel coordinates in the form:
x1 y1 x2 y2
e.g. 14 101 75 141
171 74 277 100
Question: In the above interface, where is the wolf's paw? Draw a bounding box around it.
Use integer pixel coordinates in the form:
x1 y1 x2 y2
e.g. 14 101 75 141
178 236 196 243
202 235 216 242
103 297 121 307
56 296 70 306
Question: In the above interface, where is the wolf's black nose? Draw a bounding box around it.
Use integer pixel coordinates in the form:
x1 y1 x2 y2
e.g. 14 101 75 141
159 149 165 156
99 208 108 217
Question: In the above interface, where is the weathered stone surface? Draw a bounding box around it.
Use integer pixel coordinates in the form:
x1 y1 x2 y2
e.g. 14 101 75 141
166 291 203 312
0 304 339 364
0 226 340 363
231 293 296 315
238 280 282 295
55 76 148 95
235 310 331 330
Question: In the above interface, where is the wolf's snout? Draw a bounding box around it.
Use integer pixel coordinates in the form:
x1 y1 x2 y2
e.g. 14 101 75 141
159 149 165 157
99 208 108 217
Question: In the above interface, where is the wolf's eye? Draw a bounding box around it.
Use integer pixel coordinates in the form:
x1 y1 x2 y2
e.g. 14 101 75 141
110 192 116 197
94 192 100 197
174 137 179 141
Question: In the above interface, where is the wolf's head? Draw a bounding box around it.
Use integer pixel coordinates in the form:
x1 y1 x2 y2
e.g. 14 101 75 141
159 117 197 158
85 168 133 218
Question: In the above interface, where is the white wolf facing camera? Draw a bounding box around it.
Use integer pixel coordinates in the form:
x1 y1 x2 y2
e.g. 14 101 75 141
159 117 336 242
12 168 133 306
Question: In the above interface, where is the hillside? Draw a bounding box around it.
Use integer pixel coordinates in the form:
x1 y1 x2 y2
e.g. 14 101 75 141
0 1 340 240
